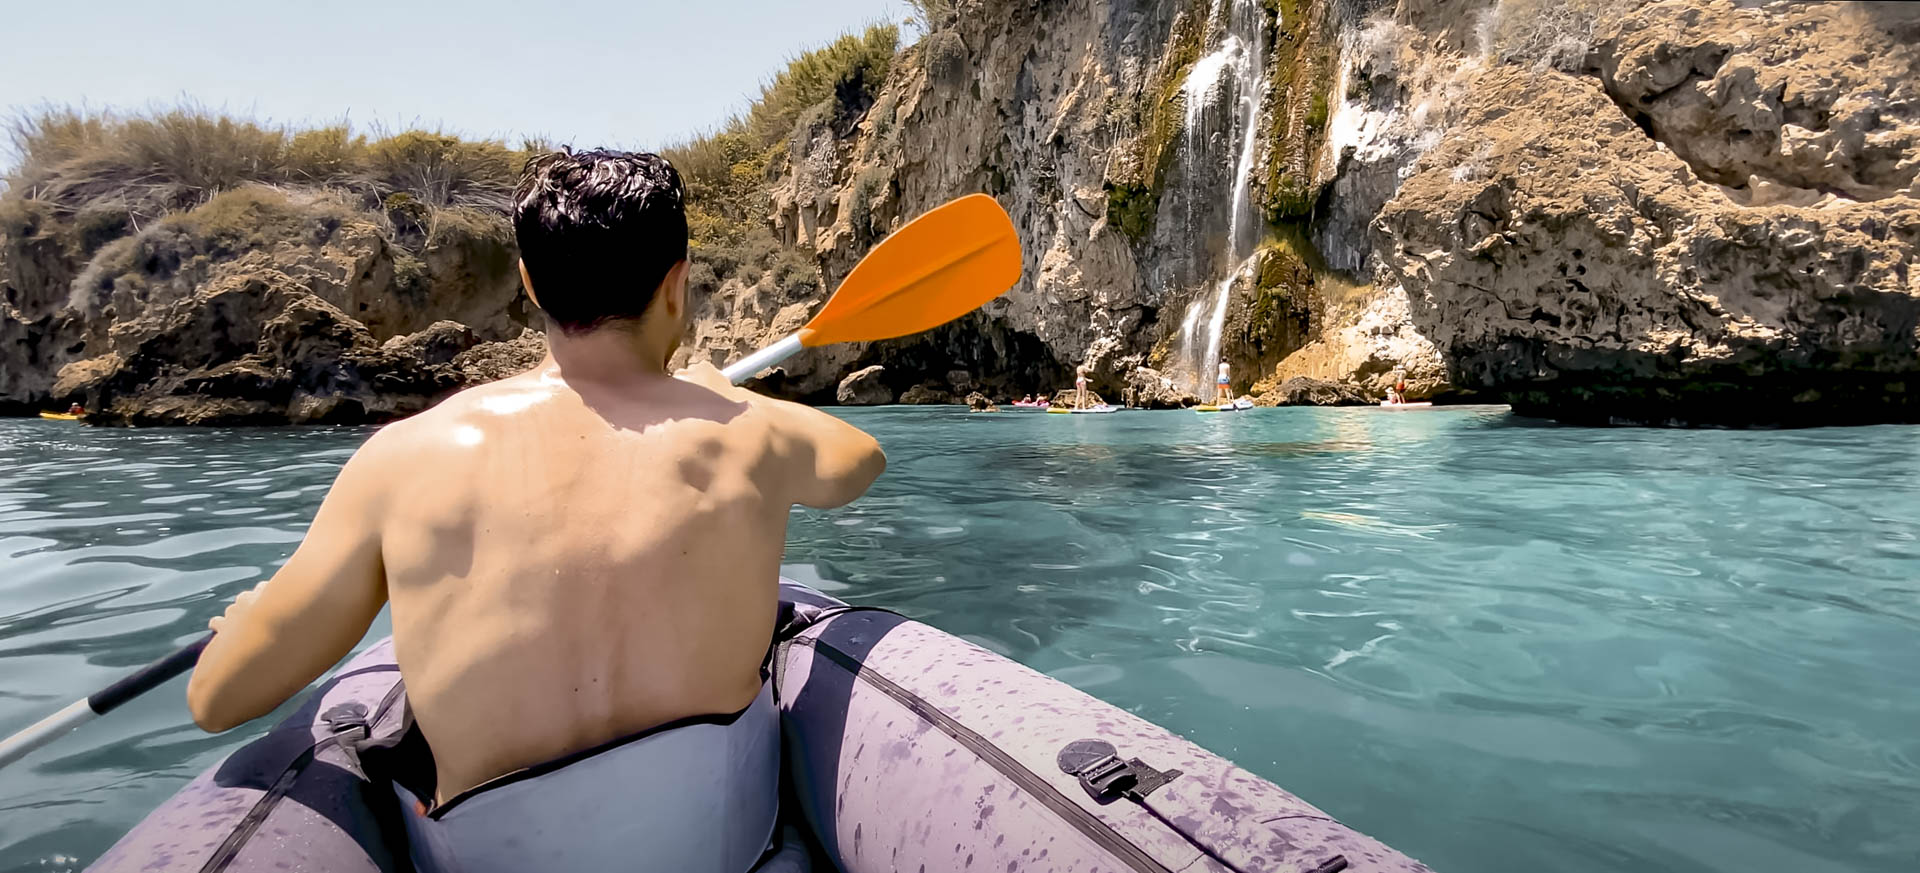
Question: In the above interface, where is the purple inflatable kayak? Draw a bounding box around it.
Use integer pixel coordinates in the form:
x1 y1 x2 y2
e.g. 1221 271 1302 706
89 581 1430 873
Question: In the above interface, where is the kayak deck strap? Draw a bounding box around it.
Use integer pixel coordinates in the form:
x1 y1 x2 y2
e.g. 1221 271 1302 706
795 634 1175 873
199 669 406 873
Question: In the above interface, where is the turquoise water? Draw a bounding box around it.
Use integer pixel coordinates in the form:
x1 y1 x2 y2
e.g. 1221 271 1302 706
2 407 1917 872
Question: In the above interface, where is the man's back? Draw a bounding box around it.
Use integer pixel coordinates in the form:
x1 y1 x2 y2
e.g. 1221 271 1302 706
376 366 807 799
186 149 886 861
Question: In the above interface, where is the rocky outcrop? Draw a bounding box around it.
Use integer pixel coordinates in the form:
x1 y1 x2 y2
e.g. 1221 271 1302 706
1254 284 1446 401
4 185 534 424
1121 366 1197 409
898 383 953 404
965 391 998 412
1374 0 1920 425
1254 376 1371 407
835 365 893 405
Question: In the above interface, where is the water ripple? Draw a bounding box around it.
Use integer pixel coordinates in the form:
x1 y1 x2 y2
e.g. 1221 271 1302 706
4 409 1920 873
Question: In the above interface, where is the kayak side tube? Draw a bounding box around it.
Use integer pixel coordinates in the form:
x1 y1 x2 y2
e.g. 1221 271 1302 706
774 584 1430 873
87 640 409 873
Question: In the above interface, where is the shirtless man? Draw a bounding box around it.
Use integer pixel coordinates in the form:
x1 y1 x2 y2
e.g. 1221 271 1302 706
186 149 885 871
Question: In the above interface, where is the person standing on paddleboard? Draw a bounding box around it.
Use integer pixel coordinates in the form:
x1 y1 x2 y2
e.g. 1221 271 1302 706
1216 360 1232 405
1075 364 1090 410
184 149 886 870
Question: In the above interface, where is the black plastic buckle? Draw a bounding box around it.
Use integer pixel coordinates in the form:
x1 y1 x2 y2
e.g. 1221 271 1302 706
1056 739 1182 804
321 702 371 775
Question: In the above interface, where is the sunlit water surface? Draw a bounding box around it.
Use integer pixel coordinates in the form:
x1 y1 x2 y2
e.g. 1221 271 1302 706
2 408 1916 873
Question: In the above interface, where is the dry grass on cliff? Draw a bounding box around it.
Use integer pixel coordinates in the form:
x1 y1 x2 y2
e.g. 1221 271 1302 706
3 107 533 224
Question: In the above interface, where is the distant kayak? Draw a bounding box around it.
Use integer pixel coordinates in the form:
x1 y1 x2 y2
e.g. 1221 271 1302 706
37 412 81 421
1380 401 1433 409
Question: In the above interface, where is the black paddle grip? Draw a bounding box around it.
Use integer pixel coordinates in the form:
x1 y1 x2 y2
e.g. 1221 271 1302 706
88 633 214 715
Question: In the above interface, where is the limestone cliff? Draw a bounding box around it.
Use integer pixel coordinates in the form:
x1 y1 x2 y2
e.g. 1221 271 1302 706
678 0 1919 423
5 0 1914 425
0 123 539 424
1372 0 1920 424
671 0 1357 406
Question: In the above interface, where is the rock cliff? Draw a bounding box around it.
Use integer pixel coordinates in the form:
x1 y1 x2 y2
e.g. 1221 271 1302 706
0 123 539 424
1374 0 1920 424
4 0 1914 425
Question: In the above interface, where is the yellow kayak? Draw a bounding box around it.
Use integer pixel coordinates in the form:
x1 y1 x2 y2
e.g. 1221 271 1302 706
1045 407 1071 414
38 412 82 421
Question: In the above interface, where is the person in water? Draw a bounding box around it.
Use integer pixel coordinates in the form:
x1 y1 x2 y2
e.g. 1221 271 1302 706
1216 360 1232 405
185 149 886 872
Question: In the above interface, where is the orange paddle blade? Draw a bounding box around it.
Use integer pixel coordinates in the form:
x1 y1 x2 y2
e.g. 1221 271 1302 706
799 194 1022 347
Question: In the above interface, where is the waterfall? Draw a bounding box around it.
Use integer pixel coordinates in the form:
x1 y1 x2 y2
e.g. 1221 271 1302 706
1169 0 1269 400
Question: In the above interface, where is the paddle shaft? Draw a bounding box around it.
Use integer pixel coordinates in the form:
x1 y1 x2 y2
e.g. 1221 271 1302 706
0 634 212 769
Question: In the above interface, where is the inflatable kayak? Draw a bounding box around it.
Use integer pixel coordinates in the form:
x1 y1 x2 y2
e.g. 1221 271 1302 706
38 412 81 421
1378 402 1432 409
90 581 1427 873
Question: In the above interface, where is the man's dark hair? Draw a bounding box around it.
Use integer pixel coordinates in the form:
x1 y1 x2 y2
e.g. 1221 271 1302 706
511 148 688 334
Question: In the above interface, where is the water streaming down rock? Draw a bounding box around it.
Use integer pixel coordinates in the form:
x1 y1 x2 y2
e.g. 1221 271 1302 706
1169 0 1269 400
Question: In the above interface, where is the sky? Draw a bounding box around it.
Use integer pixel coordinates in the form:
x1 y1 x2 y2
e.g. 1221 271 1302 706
1 0 912 159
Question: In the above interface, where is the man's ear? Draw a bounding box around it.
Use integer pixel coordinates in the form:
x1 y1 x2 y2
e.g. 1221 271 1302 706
518 260 540 309
661 260 690 320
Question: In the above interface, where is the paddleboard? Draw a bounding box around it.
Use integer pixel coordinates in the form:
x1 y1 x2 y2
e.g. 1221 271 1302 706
1379 401 1433 409
1045 407 1072 414
1074 404 1118 414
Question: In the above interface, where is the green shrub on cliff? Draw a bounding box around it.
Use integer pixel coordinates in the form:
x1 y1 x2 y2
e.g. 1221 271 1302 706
667 23 900 237
665 23 899 299
745 24 898 145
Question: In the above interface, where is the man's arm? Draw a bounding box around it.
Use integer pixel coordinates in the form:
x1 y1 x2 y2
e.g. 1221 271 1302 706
677 361 887 508
186 435 392 732
767 398 888 508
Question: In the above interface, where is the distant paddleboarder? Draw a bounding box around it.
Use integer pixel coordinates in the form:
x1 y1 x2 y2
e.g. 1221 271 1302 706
1216 360 1231 404
1075 365 1090 410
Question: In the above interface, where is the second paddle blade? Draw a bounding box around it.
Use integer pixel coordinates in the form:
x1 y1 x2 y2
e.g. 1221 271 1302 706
800 193 1022 347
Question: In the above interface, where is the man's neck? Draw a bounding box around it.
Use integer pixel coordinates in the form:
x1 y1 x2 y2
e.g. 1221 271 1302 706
545 325 673 387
